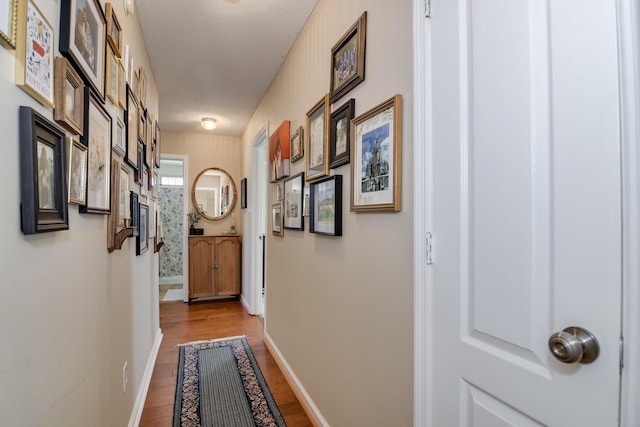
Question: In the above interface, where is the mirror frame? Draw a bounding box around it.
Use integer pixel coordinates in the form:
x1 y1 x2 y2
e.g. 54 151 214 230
192 167 237 221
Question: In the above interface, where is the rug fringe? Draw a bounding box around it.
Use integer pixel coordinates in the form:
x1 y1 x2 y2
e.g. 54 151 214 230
176 335 247 347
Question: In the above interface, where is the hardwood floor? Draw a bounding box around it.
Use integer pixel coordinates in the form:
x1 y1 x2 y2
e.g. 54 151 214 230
140 299 313 426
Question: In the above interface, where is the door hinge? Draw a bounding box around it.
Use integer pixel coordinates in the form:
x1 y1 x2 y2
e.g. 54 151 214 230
425 0 431 18
620 336 624 374
426 232 433 264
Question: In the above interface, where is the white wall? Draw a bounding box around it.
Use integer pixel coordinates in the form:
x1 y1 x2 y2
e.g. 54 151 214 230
0 1 159 425
241 0 414 425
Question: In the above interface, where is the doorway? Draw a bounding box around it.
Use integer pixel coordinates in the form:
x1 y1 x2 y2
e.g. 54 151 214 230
158 155 189 302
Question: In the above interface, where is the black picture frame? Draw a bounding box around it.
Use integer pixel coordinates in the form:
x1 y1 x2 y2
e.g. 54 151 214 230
59 0 106 99
330 98 355 168
80 87 112 214
330 11 367 103
137 202 148 255
240 177 247 209
130 191 139 237
310 175 342 236
19 106 69 234
135 140 144 185
283 172 304 230
125 84 139 170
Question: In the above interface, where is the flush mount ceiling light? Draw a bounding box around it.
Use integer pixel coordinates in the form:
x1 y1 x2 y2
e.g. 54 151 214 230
201 117 218 131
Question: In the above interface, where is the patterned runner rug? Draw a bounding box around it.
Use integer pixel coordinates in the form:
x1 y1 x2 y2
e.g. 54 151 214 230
173 336 286 427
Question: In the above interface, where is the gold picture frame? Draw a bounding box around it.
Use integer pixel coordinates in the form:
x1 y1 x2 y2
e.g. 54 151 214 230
351 94 403 212
305 94 330 181
0 0 17 49
272 202 283 236
15 0 54 107
105 3 122 57
106 46 119 105
66 136 87 206
330 11 367 103
118 59 126 109
54 57 84 135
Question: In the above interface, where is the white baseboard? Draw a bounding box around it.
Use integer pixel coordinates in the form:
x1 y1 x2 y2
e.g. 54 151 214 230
159 275 183 285
240 294 251 313
129 328 163 427
263 333 328 427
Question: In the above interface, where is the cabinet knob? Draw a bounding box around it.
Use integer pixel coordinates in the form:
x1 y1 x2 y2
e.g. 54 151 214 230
211 265 218 269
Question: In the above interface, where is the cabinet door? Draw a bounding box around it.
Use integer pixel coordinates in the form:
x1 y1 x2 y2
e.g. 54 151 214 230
189 238 215 298
214 237 240 296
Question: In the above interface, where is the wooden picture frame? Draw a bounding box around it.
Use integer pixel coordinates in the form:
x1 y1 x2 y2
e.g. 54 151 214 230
80 87 112 214
144 110 152 167
272 202 283 236
119 163 130 229
269 120 290 182
105 2 121 57
283 172 304 230
117 59 126 109
240 177 247 209
15 0 54 107
138 66 147 107
125 84 138 170
330 98 355 168
66 136 87 205
330 11 367 103
154 121 161 168
290 125 304 163
19 107 69 234
351 94 402 212
54 57 84 135
106 46 119 104
310 174 342 236
305 94 330 181
113 116 125 156
60 0 106 99
0 0 17 49
137 202 149 255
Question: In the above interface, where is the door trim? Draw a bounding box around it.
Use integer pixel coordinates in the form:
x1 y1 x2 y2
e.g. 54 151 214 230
412 1 640 425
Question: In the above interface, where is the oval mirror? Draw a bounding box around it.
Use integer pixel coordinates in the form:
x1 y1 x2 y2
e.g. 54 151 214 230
192 167 237 220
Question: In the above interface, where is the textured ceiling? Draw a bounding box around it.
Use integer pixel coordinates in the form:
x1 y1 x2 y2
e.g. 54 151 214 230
136 0 318 136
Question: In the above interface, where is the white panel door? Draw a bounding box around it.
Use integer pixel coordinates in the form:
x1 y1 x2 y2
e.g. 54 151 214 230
429 0 622 425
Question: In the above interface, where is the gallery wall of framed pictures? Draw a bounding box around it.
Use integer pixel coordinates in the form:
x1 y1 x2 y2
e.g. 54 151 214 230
8 0 164 252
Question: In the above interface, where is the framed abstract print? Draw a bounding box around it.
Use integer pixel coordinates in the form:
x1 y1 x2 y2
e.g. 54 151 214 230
19 107 69 234
66 136 87 205
330 11 367 103
310 174 342 236
59 0 106 98
351 94 402 212
15 0 54 106
305 94 330 181
283 172 304 230
80 87 112 214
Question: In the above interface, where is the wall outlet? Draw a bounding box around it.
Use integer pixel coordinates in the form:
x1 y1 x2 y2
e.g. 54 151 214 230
122 362 128 393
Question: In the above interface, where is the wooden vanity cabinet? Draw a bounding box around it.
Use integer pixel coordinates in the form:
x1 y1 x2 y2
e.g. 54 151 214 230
188 235 240 300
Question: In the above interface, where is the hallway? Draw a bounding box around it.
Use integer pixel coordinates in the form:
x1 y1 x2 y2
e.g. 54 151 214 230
140 300 312 426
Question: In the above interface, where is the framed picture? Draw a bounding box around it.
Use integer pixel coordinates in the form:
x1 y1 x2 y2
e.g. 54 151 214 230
132 68 140 102
54 57 84 135
113 116 125 156
15 0 54 107
117 59 126 109
66 136 87 205
125 84 138 170
106 157 119 250
290 125 304 163
303 185 310 217
240 177 247 209
106 46 119 104
137 202 149 255
276 181 283 201
105 2 121 57
135 140 144 185
19 107 69 234
138 105 145 142
272 202 283 236
81 87 112 214
130 190 139 237
306 94 330 181
139 66 147 108
154 121 161 168
330 98 355 168
119 163 130 229
351 94 403 212
0 0 17 48
330 11 367 103
148 199 155 239
310 175 342 236
60 0 106 99
269 120 290 182
145 110 152 167
283 172 304 230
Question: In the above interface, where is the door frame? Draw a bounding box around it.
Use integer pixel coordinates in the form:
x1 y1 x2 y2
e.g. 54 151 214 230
412 1 640 425
243 122 269 316
159 153 189 302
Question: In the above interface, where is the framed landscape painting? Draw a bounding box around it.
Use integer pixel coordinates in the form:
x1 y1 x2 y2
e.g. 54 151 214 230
310 175 342 236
